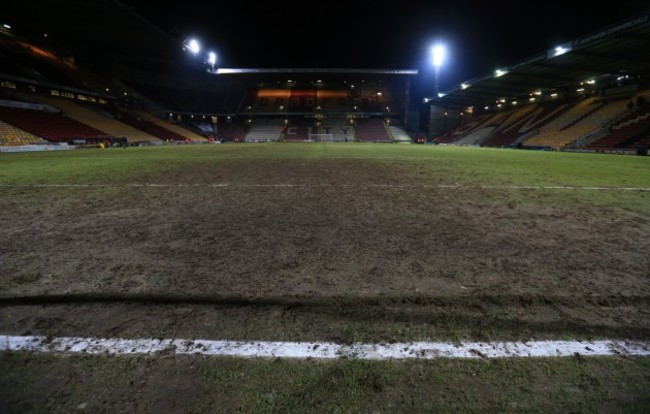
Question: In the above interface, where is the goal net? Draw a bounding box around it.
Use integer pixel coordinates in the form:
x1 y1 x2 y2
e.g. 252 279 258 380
308 133 334 142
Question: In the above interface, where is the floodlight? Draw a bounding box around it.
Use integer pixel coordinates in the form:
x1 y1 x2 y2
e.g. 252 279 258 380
207 51 217 66
554 46 569 56
432 44 445 67
431 42 446 98
184 38 201 55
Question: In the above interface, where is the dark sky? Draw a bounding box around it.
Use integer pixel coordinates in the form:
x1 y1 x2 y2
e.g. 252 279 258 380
122 0 648 90
3 0 648 98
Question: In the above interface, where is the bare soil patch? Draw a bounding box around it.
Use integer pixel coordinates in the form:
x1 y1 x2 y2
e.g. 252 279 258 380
1 157 648 412
1 159 648 341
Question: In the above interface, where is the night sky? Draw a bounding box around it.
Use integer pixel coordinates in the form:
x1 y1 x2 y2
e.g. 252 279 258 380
3 1 649 98
121 1 648 88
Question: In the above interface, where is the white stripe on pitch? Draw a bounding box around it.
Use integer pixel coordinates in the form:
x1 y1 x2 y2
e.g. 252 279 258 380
1 183 649 191
1 335 648 360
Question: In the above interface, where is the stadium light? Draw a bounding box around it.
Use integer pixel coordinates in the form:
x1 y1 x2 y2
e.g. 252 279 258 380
432 43 445 100
183 38 201 55
432 44 445 68
206 51 217 69
554 46 569 56
551 42 572 58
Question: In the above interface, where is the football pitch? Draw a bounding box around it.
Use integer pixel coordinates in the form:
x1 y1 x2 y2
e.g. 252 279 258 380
1 143 649 412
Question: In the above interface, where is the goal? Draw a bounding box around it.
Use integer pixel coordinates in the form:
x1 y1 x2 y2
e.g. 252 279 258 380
308 133 334 142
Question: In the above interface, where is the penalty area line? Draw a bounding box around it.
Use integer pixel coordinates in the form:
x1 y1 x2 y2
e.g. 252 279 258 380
1 335 649 360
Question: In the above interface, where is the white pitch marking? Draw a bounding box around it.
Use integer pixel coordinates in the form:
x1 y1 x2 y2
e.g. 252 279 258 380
1 183 649 191
1 335 648 360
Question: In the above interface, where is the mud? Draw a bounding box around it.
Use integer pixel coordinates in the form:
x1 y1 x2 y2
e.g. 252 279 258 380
1 159 648 342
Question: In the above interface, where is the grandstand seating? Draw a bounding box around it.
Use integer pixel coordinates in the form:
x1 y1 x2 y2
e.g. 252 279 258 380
244 118 284 142
350 89 392 114
524 97 631 149
36 96 160 143
632 133 650 149
317 90 351 113
452 110 512 146
216 121 248 142
0 119 50 145
288 89 317 112
482 104 537 147
387 124 413 143
0 106 109 142
355 118 391 142
5 24 647 152
282 117 314 142
318 117 355 142
249 89 292 113
134 110 207 142
515 102 570 137
523 97 598 148
436 113 492 143
112 109 190 142
454 126 497 146
589 105 650 148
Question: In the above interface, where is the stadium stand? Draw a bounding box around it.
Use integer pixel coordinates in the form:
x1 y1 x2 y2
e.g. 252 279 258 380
288 89 317 113
136 111 208 142
282 117 314 142
112 109 190 142
523 96 632 149
318 90 351 114
249 89 292 113
0 119 50 145
425 12 650 153
586 92 650 149
452 110 512 146
0 106 110 143
216 119 248 142
435 112 492 144
35 95 160 143
244 118 284 142
317 117 355 142
587 106 650 149
481 104 537 147
355 118 392 142
387 124 413 143
0 4 647 154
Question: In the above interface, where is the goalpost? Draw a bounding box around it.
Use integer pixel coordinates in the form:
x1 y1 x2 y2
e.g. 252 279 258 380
308 133 334 142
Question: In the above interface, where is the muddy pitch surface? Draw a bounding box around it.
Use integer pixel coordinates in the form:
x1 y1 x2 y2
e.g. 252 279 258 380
1 158 649 342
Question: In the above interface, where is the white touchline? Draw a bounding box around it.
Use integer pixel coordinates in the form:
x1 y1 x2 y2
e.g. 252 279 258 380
1 335 648 360
1 183 649 191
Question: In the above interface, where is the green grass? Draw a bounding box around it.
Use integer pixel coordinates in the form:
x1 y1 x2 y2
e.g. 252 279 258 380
1 143 649 188
2 143 649 413
2 144 647 216
1 352 649 413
